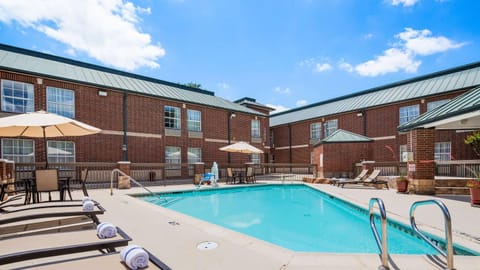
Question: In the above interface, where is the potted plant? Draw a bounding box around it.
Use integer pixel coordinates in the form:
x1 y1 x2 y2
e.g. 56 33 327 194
396 175 408 193
464 132 480 206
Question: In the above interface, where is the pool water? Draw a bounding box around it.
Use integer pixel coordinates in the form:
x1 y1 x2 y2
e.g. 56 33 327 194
140 184 476 254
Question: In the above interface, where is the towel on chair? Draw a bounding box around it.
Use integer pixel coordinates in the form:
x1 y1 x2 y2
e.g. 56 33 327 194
120 245 149 270
82 200 95 211
96 222 117 239
82 196 91 203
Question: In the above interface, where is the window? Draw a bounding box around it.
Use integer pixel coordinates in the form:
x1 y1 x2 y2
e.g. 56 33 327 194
164 106 181 129
435 142 451 161
324 119 338 138
47 86 75 118
47 141 75 164
399 105 419 125
1 138 34 163
165 146 181 163
187 147 202 163
251 119 261 138
187 109 201 132
310 123 321 140
399 145 408 162
1 79 34 113
251 153 261 164
427 99 450 111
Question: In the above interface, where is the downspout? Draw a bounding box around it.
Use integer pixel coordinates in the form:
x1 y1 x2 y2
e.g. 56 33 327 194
362 110 367 136
122 92 128 161
288 124 292 163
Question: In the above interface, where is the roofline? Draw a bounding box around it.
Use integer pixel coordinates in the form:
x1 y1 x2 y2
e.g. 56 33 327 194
1 66 266 117
0 43 215 96
272 61 480 118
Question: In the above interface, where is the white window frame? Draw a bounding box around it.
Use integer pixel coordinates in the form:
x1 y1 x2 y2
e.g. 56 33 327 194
1 79 34 113
47 86 75 118
165 146 181 164
427 99 450 111
187 109 201 132
251 119 261 138
47 140 76 164
251 153 261 164
310 123 321 140
164 106 181 129
1 138 35 163
187 147 202 164
324 119 338 138
399 104 419 125
399 144 408 162
435 142 451 161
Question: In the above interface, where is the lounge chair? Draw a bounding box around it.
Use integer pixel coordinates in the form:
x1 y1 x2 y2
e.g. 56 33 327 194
339 169 388 189
0 225 131 266
330 169 368 186
10 248 172 270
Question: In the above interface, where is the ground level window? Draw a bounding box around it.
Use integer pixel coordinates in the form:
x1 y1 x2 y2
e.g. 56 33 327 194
47 141 75 164
435 142 451 161
1 138 34 163
187 147 202 163
251 153 261 164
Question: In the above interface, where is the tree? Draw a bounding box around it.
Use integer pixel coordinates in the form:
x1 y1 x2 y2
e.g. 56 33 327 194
464 131 480 157
184 82 202 89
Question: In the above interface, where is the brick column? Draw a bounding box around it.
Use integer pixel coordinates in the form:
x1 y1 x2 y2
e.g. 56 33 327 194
117 161 131 189
407 129 435 195
193 162 205 185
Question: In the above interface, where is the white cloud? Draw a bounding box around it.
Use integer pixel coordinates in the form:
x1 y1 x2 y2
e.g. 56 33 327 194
266 104 290 114
363 33 374 40
0 0 165 71
390 0 419 7
315 63 332 73
217 82 230 89
296 100 308 107
274 86 291 94
354 28 464 77
338 60 353 72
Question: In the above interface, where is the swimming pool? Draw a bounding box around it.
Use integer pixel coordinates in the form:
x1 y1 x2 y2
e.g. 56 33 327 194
139 184 477 255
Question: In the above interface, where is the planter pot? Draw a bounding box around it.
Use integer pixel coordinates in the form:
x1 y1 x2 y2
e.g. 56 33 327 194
397 181 408 193
470 188 480 205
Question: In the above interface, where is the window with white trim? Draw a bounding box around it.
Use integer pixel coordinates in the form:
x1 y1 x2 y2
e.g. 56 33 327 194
310 123 321 140
427 99 450 111
399 104 419 125
251 119 260 138
187 109 201 132
47 140 75 163
187 147 202 163
165 146 181 164
164 106 181 129
1 138 34 163
1 79 34 113
324 119 338 138
47 86 75 118
399 145 408 162
435 142 451 161
251 153 261 164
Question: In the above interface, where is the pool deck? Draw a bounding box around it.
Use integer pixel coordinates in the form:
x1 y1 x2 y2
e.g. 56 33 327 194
9 181 480 269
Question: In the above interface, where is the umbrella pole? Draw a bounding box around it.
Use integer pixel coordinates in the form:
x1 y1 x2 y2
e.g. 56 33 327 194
43 126 48 169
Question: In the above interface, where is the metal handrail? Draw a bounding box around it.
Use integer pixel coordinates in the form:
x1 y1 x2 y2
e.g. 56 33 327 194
409 200 454 270
110 169 166 202
368 198 389 270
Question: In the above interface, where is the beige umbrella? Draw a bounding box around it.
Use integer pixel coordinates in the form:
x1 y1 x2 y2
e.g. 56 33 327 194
0 110 101 167
219 141 264 154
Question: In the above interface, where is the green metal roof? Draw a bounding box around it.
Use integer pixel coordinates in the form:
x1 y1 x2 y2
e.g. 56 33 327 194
315 129 373 146
398 86 480 132
0 44 264 116
271 62 480 127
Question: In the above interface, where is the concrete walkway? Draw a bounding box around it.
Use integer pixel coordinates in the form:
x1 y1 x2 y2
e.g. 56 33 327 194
7 181 480 269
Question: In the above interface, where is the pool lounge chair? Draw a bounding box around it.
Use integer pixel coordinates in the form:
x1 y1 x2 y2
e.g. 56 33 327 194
11 248 172 270
339 169 388 189
0 225 131 266
330 169 368 186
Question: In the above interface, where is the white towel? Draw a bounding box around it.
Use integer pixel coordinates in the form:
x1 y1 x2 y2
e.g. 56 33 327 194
82 196 91 203
82 200 95 211
120 245 149 270
96 222 117 239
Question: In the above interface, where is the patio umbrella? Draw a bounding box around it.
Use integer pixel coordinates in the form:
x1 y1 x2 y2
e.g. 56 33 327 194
219 141 263 154
0 110 101 167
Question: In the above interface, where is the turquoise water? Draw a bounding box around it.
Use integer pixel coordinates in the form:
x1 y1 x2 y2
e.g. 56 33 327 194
140 184 476 254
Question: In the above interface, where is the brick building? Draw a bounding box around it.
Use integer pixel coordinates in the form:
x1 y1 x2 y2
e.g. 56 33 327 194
270 62 480 177
0 44 270 171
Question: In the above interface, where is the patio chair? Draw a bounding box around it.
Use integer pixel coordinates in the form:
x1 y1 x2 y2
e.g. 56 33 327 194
34 169 60 202
339 169 386 189
330 169 368 186
9 247 172 270
245 167 255 183
226 168 237 184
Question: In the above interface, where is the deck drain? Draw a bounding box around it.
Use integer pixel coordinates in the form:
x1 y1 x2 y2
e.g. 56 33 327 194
196 241 218 250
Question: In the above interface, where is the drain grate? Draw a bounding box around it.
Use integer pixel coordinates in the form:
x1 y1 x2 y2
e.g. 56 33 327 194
196 241 218 250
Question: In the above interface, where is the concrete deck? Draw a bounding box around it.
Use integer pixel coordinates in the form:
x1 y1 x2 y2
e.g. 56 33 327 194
7 181 480 269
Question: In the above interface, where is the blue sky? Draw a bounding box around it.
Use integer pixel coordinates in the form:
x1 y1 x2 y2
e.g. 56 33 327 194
0 0 479 113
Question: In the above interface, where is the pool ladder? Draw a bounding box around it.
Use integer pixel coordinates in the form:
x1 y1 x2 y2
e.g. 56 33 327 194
110 169 167 203
368 198 455 270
